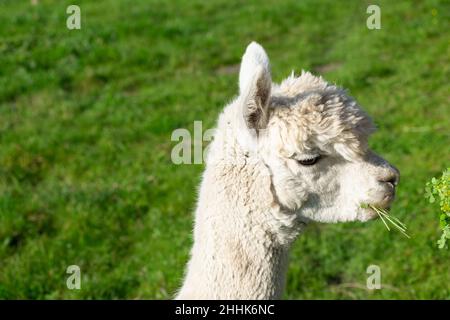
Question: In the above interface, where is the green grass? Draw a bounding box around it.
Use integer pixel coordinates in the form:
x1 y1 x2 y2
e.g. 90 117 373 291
0 0 449 299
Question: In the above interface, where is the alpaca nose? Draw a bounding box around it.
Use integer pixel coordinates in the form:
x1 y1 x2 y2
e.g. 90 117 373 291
378 166 400 187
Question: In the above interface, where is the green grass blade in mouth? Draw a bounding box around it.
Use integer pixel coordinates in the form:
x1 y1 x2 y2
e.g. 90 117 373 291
385 214 407 230
376 208 391 231
367 204 410 238
378 211 407 232
373 205 408 229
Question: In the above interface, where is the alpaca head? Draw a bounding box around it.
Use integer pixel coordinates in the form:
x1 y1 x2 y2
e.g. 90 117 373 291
229 42 399 223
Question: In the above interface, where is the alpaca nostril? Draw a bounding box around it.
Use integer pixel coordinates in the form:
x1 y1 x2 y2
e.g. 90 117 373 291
386 176 397 186
379 170 399 187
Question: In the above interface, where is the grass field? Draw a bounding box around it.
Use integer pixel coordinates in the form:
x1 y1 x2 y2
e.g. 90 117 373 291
0 0 449 299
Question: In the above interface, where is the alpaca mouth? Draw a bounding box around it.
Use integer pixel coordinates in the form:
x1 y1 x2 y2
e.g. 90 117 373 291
368 205 390 219
379 193 395 208
370 192 395 210
366 208 382 220
360 202 392 221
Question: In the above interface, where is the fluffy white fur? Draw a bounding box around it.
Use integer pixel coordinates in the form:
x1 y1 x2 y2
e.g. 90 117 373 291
176 42 399 300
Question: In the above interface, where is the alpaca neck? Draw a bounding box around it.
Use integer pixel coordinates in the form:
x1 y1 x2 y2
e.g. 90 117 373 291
179 222 292 299
178 155 302 299
177 124 306 299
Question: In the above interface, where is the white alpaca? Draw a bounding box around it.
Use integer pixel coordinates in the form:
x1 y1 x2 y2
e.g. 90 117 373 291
176 42 399 299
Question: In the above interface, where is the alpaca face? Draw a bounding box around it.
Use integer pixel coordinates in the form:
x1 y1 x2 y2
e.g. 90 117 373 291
235 42 399 223
259 138 400 223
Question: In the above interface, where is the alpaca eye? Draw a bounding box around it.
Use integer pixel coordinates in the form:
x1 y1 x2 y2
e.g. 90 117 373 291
297 155 321 166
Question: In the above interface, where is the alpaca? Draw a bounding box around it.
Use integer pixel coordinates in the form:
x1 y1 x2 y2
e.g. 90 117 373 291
176 42 399 299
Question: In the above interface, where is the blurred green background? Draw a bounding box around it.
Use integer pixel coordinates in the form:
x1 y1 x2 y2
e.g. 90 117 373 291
0 0 449 299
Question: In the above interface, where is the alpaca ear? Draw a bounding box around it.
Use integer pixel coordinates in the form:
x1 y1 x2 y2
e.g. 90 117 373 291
238 42 272 130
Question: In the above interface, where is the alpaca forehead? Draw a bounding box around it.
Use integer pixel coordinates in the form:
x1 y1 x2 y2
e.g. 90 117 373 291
267 78 375 157
269 95 373 132
267 111 372 159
